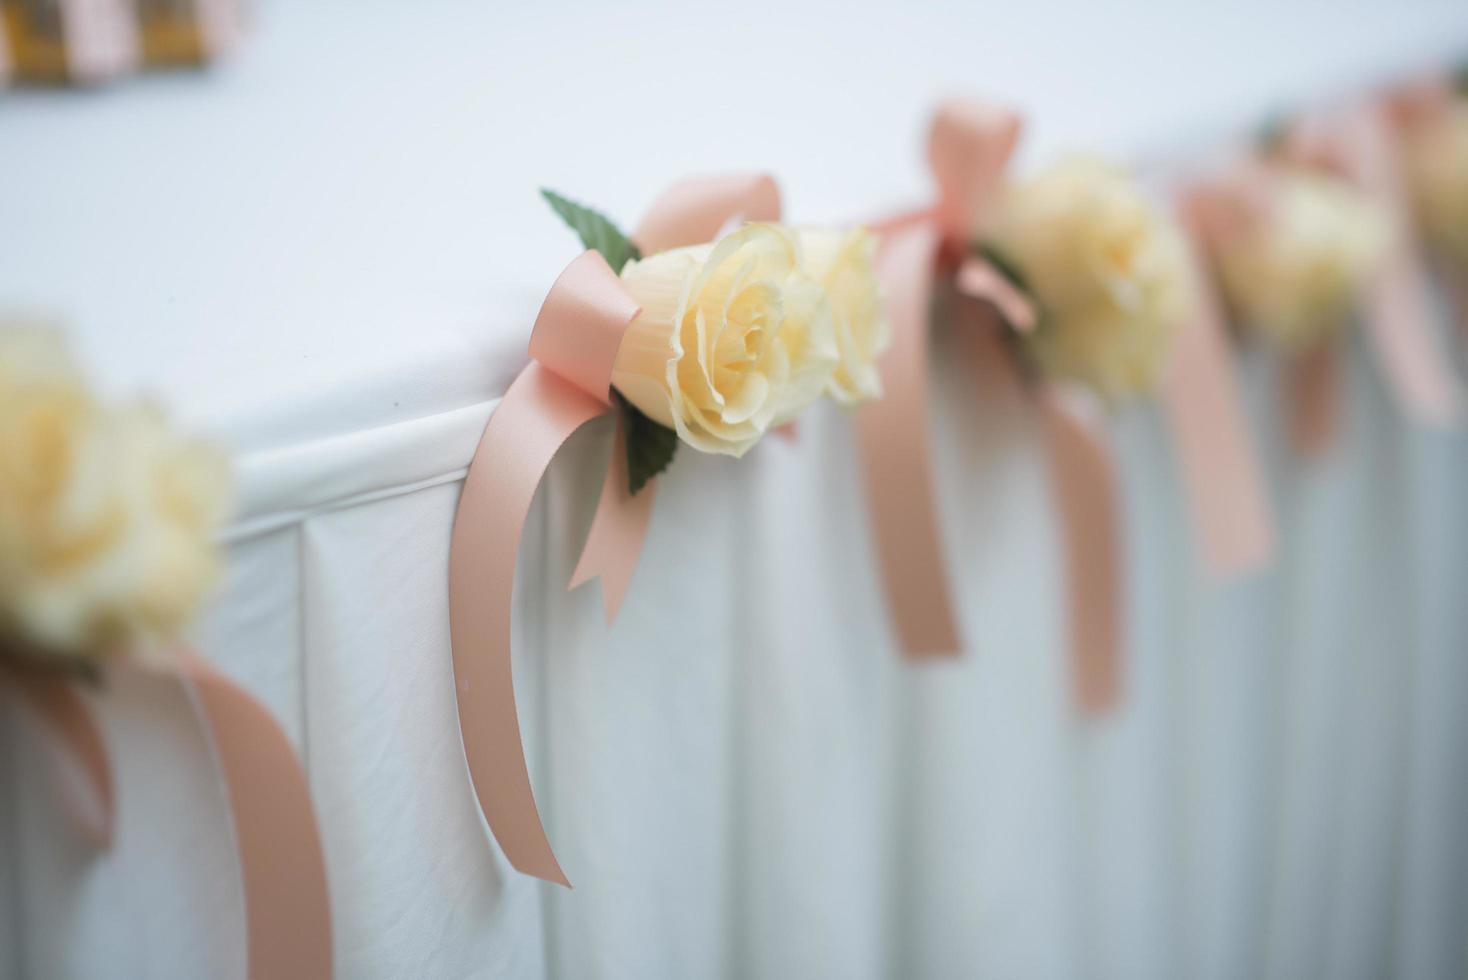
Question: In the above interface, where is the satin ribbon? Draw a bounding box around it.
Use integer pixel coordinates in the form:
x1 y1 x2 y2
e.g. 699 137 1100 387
448 174 779 886
1165 190 1276 573
858 99 1127 712
1 653 333 979
1281 103 1466 450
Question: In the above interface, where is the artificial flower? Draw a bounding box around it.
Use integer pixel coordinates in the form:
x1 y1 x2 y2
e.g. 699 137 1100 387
612 223 839 456
988 157 1192 397
1213 171 1388 350
0 325 231 667
799 227 889 405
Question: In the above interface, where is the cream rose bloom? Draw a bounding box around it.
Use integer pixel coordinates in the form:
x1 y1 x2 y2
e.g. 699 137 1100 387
1403 102 1468 264
611 223 839 456
1213 172 1388 351
798 227 889 405
989 157 1192 397
0 326 231 665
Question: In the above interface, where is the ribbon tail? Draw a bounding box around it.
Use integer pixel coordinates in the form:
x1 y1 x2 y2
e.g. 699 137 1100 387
568 414 656 626
1356 107 1466 428
1160 235 1275 577
858 223 962 656
1037 390 1123 715
450 363 610 887
1287 342 1343 458
176 654 333 980
1366 245 1467 428
6 670 113 848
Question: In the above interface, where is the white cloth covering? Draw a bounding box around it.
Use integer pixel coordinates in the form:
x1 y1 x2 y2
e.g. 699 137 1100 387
2 2 1468 977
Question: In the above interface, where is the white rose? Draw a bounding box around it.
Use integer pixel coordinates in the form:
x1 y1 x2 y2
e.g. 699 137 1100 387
798 227 889 406
1402 101 1468 264
988 158 1192 397
0 326 231 665
612 223 838 456
1213 171 1389 351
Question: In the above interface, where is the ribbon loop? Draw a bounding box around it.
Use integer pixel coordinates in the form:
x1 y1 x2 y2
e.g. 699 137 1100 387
528 250 642 406
928 99 1023 244
634 173 781 254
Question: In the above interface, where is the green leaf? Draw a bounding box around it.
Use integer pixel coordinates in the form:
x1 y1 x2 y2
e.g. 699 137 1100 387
973 241 1033 297
615 392 678 495
541 188 642 273
1456 64 1468 95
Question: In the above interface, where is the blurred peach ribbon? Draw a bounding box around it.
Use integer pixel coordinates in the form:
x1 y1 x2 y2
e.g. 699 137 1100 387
1168 182 1277 574
863 99 1274 712
859 99 1124 712
448 175 779 886
1280 102 1466 454
1 654 334 980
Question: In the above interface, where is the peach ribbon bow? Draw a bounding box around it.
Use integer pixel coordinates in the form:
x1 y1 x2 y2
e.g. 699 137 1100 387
861 99 1274 712
1279 102 1466 454
859 99 1124 711
2 654 333 980
448 174 779 886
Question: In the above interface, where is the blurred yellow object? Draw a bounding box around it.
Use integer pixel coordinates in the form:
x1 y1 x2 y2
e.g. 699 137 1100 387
137 0 242 68
0 0 136 85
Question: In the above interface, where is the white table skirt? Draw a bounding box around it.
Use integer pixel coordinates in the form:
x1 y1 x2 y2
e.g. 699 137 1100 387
5 330 1467 980
3 2 1468 977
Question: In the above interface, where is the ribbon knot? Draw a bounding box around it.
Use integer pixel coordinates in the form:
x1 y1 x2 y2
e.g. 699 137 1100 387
928 98 1024 246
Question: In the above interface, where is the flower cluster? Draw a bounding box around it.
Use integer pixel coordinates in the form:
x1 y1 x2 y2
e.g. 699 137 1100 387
612 224 888 456
986 158 1193 397
1212 171 1388 351
0 325 231 669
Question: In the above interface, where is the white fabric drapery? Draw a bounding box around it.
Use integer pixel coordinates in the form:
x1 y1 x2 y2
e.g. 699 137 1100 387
3 2 1467 977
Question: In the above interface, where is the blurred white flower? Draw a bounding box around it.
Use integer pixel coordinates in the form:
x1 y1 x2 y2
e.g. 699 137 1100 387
989 157 1192 397
0 325 231 667
1213 171 1389 351
799 227 889 406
